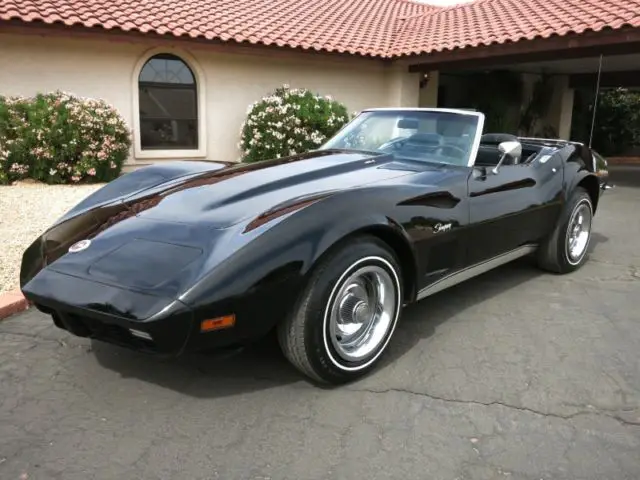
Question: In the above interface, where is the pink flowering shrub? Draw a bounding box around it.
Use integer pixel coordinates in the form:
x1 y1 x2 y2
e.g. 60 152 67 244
0 91 131 184
239 85 351 163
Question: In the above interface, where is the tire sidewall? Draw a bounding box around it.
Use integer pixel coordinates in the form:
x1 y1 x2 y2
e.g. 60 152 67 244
557 189 593 271
304 239 403 383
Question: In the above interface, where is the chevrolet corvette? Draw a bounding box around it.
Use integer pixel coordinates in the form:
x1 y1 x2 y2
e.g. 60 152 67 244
20 108 611 384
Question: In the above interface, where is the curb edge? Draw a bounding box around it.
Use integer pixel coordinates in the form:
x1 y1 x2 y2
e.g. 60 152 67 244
0 290 29 321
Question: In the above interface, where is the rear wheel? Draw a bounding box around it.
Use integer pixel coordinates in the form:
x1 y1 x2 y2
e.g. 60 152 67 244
277 235 403 384
537 187 593 273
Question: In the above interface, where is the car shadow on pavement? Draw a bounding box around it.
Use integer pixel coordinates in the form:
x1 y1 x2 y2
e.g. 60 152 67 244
371 230 609 380
365 256 545 378
91 330 304 398
589 231 609 252
92 256 549 397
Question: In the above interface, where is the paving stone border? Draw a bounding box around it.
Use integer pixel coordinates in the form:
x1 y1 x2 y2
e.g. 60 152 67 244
0 290 29 321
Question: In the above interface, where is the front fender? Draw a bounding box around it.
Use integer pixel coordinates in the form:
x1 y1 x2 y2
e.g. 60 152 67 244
178 186 417 312
565 166 601 213
291 186 417 273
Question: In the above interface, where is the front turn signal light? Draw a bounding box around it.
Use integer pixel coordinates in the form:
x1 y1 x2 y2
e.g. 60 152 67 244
200 315 236 332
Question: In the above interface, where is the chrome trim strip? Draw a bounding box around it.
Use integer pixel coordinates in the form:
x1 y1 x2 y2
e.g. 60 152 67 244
416 244 538 301
467 112 485 168
363 107 482 117
517 137 568 145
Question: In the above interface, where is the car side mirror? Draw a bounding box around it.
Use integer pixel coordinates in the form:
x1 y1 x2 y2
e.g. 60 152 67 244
492 140 522 174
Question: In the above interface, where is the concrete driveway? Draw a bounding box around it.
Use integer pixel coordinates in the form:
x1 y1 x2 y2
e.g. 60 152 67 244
2 167 639 480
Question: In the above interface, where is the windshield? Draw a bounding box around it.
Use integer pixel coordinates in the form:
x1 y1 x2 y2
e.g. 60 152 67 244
319 109 483 166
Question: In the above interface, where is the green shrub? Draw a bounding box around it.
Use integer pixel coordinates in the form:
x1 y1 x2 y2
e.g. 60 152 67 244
571 87 640 156
590 88 640 156
239 85 351 162
0 91 131 185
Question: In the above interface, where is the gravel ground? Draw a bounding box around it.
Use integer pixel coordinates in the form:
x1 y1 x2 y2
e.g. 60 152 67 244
0 183 103 294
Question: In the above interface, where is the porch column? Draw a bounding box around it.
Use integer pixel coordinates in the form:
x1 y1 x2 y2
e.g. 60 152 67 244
419 71 440 107
546 75 575 140
386 66 420 107
558 85 575 140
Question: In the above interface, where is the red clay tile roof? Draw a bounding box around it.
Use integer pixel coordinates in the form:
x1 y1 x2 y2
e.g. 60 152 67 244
391 0 640 57
0 0 431 57
1 0 640 58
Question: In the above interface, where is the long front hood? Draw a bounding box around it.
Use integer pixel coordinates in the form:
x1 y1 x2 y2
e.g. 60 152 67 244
30 219 221 298
21 215 241 324
120 150 415 228
20 150 418 297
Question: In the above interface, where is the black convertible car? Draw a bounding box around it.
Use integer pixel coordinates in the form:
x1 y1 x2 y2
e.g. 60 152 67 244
20 108 611 384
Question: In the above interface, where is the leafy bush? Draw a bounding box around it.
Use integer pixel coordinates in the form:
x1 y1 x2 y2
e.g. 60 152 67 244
571 87 640 156
239 85 351 162
590 88 640 156
0 91 131 184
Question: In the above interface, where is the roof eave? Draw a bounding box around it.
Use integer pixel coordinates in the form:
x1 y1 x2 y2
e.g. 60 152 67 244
0 18 398 61
400 25 640 71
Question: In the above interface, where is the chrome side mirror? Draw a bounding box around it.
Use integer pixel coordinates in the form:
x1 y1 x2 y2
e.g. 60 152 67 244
492 140 522 174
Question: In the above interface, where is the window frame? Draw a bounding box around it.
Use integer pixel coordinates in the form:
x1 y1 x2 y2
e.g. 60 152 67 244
132 48 207 159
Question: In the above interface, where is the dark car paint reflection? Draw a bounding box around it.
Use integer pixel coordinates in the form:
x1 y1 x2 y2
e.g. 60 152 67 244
19 129 608 359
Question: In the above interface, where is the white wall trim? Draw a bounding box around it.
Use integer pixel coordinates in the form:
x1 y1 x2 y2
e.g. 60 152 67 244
131 46 208 160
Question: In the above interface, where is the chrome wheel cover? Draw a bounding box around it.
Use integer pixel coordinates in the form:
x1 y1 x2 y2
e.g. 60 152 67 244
327 263 398 363
565 200 592 265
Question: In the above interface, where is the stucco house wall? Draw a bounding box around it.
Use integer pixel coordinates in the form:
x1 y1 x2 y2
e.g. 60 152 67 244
0 32 412 167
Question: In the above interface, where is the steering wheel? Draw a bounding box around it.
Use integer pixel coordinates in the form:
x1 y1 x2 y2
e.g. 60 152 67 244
378 136 409 152
436 144 467 159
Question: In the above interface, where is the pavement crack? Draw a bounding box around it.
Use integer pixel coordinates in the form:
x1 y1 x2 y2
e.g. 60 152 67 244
1 331 60 344
348 387 640 427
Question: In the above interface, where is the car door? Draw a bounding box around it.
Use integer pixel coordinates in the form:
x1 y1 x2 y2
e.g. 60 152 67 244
466 152 564 266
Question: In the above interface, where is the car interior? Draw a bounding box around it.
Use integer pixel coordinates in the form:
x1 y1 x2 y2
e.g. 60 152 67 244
475 133 545 167
385 116 478 165
368 115 553 170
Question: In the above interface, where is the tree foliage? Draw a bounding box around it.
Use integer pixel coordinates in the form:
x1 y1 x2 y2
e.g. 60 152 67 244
588 88 640 156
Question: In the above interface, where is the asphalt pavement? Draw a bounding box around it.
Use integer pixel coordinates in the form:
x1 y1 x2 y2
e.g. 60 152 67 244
1 166 639 480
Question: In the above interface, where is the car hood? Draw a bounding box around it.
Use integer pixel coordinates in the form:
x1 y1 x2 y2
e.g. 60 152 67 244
21 149 423 298
114 149 418 229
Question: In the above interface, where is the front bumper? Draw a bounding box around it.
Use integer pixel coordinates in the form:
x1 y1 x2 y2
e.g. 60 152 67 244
22 264 297 356
22 267 194 355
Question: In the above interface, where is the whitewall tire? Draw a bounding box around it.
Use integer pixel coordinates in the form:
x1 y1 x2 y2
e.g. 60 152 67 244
278 235 403 384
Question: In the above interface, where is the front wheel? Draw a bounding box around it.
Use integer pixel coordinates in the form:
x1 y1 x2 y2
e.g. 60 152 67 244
537 186 594 273
277 235 403 384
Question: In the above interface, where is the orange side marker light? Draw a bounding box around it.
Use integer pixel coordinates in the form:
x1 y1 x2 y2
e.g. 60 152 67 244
200 315 236 332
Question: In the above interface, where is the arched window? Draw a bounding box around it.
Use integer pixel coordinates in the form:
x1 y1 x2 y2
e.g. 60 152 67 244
138 53 198 150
